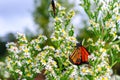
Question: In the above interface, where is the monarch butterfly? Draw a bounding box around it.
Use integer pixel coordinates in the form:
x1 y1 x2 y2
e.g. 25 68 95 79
51 0 56 16
69 43 90 65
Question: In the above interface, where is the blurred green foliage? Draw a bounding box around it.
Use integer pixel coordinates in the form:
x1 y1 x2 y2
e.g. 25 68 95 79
33 0 74 37
0 33 16 61
0 41 7 61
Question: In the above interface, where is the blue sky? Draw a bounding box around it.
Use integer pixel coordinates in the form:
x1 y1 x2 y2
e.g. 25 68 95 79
0 0 36 36
0 0 86 37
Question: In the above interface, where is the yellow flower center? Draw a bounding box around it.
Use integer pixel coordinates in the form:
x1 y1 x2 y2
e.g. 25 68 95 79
102 77 108 80
82 68 86 73
24 49 29 53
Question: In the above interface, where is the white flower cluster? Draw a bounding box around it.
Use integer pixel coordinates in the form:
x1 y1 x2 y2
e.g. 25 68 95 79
0 62 10 79
5 33 48 79
2 0 120 80
80 0 120 79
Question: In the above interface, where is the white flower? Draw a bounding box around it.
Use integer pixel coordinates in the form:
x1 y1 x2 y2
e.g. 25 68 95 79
33 68 40 73
35 44 41 51
48 57 57 68
88 53 97 61
4 71 10 78
17 61 22 67
54 17 63 22
59 6 66 11
15 69 23 76
43 46 55 51
45 64 52 71
95 39 105 46
24 52 31 58
22 79 27 80
6 42 16 48
30 40 36 45
88 27 93 31
42 35 47 40
17 32 28 43
100 48 106 53
38 35 47 41
79 65 92 76
0 62 5 66
70 68 78 79
112 44 120 51
66 37 77 43
43 46 49 50
41 59 47 66
87 38 93 42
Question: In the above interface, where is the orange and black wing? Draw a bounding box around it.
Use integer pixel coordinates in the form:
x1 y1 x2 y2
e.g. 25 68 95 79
79 46 89 64
69 48 82 65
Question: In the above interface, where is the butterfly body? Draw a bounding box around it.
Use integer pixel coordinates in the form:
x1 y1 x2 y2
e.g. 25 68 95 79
51 0 56 16
69 43 90 65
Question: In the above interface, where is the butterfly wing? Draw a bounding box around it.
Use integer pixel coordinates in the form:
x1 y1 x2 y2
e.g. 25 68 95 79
80 46 89 63
69 48 82 65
